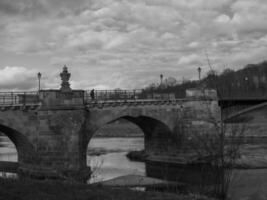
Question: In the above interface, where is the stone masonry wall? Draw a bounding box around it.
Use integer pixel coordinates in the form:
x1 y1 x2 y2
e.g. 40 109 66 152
0 99 220 181
86 100 220 163
36 109 88 173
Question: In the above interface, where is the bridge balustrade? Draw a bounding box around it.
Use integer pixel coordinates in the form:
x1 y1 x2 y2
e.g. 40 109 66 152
0 90 177 106
84 90 177 102
0 92 39 106
0 90 211 107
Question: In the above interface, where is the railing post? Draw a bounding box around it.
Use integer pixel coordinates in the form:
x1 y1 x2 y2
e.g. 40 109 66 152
11 92 13 105
37 91 40 104
82 91 85 105
105 90 107 101
24 92 26 106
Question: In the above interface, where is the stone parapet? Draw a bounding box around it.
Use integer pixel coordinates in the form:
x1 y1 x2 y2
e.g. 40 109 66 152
39 90 84 107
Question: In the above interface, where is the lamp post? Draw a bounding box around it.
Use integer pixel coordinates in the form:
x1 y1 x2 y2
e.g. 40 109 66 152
37 72 41 92
197 67 202 81
36 72 41 152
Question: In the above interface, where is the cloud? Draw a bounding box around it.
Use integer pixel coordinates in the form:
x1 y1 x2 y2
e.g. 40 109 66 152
215 14 231 23
0 0 267 89
231 0 267 34
0 66 37 90
0 0 46 16
178 54 202 65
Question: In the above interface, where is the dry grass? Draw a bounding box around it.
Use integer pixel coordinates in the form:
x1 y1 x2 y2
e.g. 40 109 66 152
0 177 215 200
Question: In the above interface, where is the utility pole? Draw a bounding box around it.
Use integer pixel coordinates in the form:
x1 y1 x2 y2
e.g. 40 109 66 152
160 74 163 85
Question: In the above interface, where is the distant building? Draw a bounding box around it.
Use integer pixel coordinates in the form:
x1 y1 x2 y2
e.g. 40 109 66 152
147 93 175 100
186 88 217 99
165 77 177 86
159 77 178 89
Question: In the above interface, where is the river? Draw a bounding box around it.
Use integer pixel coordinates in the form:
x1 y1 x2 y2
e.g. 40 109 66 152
87 137 145 183
1 135 267 199
0 136 17 162
0 136 145 182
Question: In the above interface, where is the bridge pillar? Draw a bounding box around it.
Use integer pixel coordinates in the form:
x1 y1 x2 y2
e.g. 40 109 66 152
19 67 90 181
20 108 91 182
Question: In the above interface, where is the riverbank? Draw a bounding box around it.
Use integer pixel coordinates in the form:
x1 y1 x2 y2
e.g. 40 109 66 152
94 121 143 137
0 177 214 200
88 147 125 156
126 144 267 169
126 150 148 161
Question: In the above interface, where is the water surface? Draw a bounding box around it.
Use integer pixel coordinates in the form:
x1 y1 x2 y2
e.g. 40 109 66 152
88 137 145 183
1 135 267 199
0 136 145 182
0 136 17 162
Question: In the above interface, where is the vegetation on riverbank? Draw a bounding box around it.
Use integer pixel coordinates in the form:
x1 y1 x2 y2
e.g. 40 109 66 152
143 60 267 99
126 150 147 162
0 177 215 200
87 147 125 156
94 120 143 138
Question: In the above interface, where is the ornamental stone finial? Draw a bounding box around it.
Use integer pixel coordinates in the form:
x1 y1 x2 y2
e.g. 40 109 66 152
60 65 72 92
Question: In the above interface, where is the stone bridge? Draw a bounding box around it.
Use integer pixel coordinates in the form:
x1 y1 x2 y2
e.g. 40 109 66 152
0 93 218 181
1 67 266 183
0 67 266 183
0 67 219 181
220 99 267 140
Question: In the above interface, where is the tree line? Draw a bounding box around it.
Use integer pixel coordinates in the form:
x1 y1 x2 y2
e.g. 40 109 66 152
143 61 267 99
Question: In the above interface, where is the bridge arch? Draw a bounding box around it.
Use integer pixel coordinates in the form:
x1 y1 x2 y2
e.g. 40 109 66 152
84 110 178 162
120 116 174 153
0 124 36 164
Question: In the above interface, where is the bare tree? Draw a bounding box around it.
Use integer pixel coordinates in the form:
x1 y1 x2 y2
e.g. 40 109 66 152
174 98 245 199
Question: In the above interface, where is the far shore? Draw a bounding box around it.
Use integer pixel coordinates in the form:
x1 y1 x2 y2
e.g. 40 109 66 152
94 134 143 138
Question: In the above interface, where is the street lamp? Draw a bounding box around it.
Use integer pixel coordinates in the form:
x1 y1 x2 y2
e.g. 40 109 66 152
197 67 202 80
37 72 41 92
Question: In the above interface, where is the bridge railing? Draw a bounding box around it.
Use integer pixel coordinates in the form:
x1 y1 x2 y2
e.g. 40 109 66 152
0 92 39 106
0 90 177 106
84 90 176 102
85 90 141 102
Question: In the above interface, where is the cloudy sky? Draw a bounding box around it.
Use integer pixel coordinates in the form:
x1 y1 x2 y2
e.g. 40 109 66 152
0 0 267 90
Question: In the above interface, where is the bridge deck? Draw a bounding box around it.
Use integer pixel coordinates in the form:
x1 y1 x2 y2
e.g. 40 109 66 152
0 90 217 107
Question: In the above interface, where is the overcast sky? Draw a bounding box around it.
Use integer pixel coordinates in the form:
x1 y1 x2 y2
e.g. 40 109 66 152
0 0 267 90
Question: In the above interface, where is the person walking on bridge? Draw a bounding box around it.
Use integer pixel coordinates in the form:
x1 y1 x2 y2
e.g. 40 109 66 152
90 89 95 100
